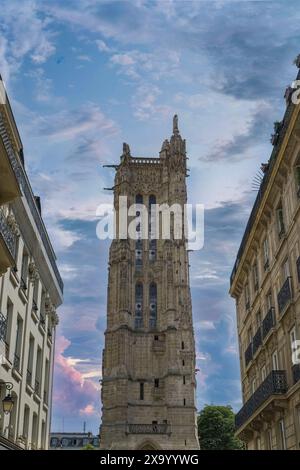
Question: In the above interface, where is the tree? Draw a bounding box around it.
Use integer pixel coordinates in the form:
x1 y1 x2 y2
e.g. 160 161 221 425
81 443 95 450
198 405 244 450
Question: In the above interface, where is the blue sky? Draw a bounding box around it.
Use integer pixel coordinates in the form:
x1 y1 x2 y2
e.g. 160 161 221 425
1 0 300 434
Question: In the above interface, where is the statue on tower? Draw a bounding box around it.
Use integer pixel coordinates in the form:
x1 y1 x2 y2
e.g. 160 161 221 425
173 114 179 135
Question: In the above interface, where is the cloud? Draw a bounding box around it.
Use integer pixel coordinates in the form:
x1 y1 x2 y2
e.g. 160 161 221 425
37 103 117 141
95 39 111 52
52 335 100 426
0 0 56 82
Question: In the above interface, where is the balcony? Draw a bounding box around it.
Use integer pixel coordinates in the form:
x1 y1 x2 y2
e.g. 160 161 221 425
252 328 262 356
0 208 16 274
127 423 170 435
292 364 300 385
262 308 275 339
0 311 7 342
277 278 292 314
235 370 287 430
245 343 253 367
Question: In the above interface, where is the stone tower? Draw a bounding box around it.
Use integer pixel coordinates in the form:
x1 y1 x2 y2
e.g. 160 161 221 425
100 116 199 450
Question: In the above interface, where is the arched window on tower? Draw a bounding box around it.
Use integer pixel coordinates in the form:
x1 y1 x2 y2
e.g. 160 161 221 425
135 282 143 329
149 282 157 329
135 194 143 271
149 195 156 261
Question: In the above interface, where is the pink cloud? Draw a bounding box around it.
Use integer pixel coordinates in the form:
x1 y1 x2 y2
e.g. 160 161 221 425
52 335 100 421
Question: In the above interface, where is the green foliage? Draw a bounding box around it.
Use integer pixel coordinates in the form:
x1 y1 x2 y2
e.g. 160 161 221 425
81 443 96 450
198 405 245 450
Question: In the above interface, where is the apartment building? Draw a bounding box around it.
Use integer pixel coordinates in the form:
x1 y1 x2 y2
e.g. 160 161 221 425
230 58 300 450
0 76 63 449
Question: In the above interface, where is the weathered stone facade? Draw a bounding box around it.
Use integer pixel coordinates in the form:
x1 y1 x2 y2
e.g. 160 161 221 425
100 117 199 450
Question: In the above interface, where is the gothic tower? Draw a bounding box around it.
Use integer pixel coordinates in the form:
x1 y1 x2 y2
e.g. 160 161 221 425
100 116 199 450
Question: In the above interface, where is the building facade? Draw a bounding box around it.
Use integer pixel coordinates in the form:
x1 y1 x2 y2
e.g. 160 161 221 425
230 59 300 450
49 432 100 450
0 77 63 450
100 117 199 450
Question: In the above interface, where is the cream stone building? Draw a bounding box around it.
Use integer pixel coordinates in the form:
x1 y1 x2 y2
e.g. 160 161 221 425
100 117 199 450
230 59 300 450
0 76 63 450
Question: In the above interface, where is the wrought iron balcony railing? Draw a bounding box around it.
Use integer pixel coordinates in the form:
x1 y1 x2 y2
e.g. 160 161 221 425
277 277 292 314
262 308 275 339
292 364 300 385
245 343 253 367
127 423 169 435
0 208 16 260
0 312 7 342
0 115 63 293
252 327 262 356
235 370 287 430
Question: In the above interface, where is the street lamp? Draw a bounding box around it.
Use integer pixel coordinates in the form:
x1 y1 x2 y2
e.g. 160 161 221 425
0 382 14 414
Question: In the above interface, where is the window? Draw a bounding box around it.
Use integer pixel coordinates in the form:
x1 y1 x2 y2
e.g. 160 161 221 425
272 350 279 370
253 262 259 291
135 194 143 270
277 203 285 238
290 326 300 365
266 429 272 450
14 315 23 371
149 195 157 261
263 237 270 269
282 258 290 281
23 405 30 439
183 398 186 406
154 378 159 388
266 291 272 311
135 283 143 329
21 248 29 290
247 327 252 344
181 341 185 350
295 162 300 196
27 335 34 386
32 278 39 311
139 382 144 400
5 298 13 356
149 282 157 329
245 283 250 310
256 311 261 329
278 419 286 450
261 365 267 382
182 359 185 366
183 376 186 385
35 347 42 395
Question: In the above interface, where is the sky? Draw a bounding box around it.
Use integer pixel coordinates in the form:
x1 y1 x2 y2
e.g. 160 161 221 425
0 0 300 434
